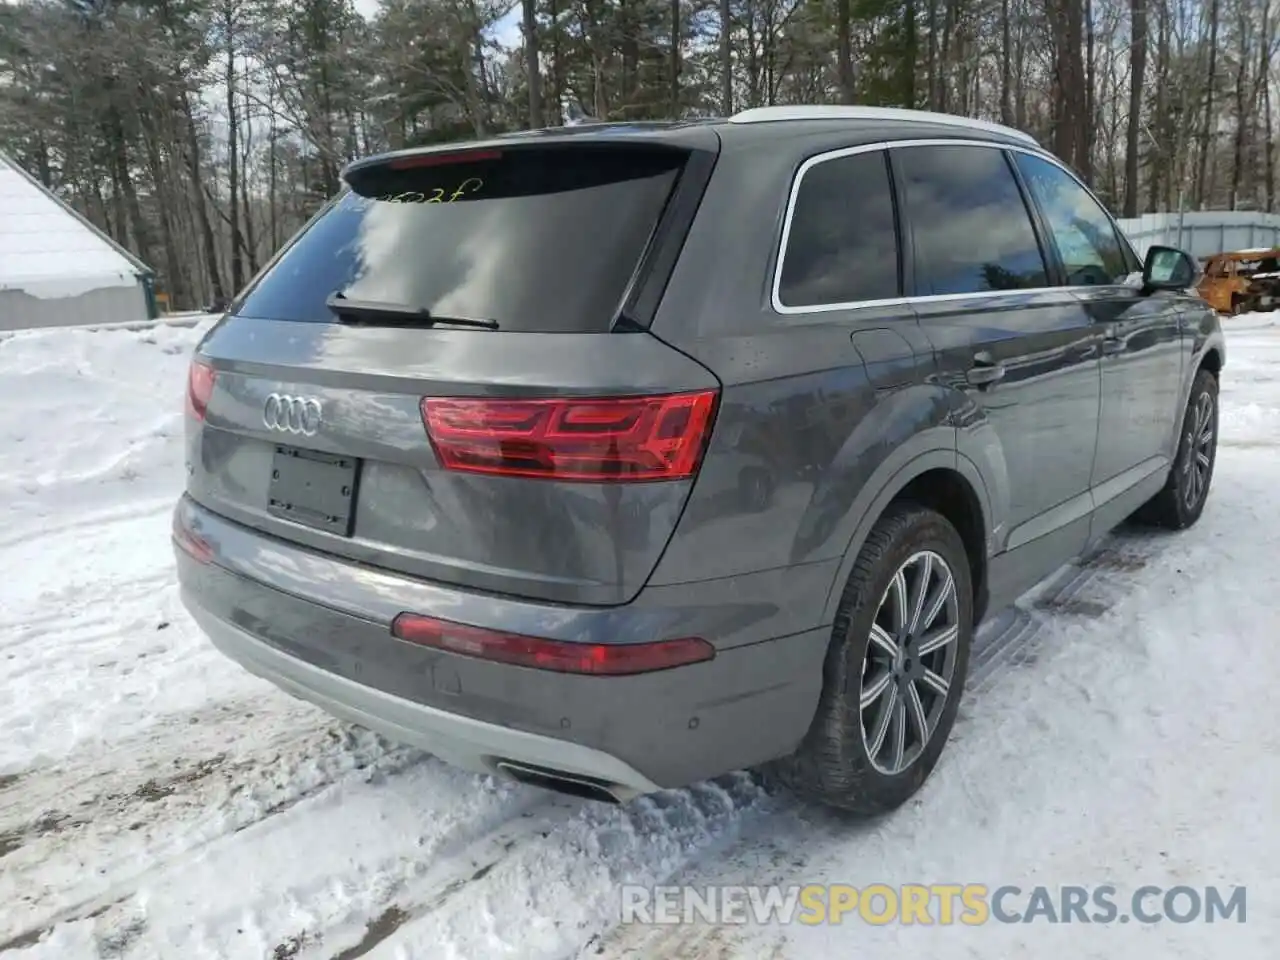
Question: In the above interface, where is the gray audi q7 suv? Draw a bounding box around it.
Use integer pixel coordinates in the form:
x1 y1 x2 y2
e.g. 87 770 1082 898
175 105 1224 815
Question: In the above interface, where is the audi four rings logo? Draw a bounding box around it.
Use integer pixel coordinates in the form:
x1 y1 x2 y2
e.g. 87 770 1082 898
263 393 323 436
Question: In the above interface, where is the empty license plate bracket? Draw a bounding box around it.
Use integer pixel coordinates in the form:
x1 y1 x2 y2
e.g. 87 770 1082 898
268 444 360 536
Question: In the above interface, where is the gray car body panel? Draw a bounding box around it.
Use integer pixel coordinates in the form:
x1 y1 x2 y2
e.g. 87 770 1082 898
190 317 721 606
175 498 829 790
176 113 1225 797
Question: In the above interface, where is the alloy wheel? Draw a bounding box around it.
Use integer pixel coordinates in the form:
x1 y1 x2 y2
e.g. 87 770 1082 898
1182 390 1215 509
859 550 961 776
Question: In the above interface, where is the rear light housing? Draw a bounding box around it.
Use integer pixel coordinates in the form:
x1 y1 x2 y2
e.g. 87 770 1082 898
171 511 214 564
391 614 715 676
186 359 216 421
386 148 503 170
421 390 719 482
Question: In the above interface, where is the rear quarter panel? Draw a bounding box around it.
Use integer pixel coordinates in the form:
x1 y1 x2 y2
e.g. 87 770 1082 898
648 136 991 631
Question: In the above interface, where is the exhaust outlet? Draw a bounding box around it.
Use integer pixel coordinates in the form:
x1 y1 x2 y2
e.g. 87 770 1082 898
495 760 622 804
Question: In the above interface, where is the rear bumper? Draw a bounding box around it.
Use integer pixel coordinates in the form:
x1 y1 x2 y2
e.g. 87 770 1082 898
174 495 830 796
186 597 663 797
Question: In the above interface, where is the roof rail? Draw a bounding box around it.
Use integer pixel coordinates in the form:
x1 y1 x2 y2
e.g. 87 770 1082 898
728 105 1038 147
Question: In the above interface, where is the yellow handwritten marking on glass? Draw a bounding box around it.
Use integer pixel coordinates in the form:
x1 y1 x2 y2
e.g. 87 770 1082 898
378 179 485 204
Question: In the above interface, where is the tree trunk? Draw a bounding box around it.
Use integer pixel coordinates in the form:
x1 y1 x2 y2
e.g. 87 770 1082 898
1230 4 1249 209
926 0 939 110
1000 0 1013 124
522 0 543 127
108 108 154 268
837 0 854 104
1196 0 1220 208
239 87 258 273
670 0 681 115
550 0 564 120
1082 0 1096 182
720 0 733 112
1264 5 1274 212
1266 79 1276 212
224 2 246 292
1123 0 1147 216
1149 0 1169 211
138 102 189 306
903 0 917 108
939 0 957 111
180 93 225 304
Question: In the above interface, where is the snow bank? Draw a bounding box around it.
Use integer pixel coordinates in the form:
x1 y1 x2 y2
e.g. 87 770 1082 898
0 321 209 533
1 314 1278 959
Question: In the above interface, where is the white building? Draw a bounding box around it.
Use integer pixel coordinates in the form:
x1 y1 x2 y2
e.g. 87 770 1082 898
0 151 156 331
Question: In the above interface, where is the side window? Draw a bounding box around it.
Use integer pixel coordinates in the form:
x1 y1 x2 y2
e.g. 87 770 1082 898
777 150 900 308
894 144 1048 296
1014 153 1131 286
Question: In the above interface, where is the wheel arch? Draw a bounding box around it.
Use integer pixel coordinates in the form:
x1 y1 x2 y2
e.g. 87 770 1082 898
1199 344 1223 378
821 453 994 629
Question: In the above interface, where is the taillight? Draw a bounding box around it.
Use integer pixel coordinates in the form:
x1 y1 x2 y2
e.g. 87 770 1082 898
391 613 715 675
421 390 718 482
186 359 216 421
172 512 214 564
387 149 502 169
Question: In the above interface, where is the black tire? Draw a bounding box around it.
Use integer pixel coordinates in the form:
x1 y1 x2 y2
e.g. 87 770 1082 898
1138 368 1219 530
774 504 973 816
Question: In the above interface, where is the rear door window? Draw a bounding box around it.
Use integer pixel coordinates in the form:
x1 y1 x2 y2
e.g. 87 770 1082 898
776 149 900 308
232 146 687 333
895 144 1049 295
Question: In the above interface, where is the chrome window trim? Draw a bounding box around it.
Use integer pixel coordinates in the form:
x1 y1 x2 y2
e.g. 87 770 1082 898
771 137 1143 317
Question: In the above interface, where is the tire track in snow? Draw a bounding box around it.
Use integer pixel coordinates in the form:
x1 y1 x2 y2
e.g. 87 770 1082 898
0 698 428 950
0 510 1179 960
0 497 174 553
104 523 1169 960
310 772 775 960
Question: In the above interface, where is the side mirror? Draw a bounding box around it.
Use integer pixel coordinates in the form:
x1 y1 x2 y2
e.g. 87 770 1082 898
1142 245 1197 293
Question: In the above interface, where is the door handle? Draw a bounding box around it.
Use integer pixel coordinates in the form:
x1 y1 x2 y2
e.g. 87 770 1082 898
966 352 1006 387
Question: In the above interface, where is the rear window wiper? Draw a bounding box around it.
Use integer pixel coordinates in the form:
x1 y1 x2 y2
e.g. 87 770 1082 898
326 291 500 330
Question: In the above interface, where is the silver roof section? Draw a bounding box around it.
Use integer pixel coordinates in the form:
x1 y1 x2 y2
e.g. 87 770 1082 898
728 106 1039 147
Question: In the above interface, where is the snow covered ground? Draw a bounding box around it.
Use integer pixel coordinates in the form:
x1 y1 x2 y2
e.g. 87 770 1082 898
1 316 1277 959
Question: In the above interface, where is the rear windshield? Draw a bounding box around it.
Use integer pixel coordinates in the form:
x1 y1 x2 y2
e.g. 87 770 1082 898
232 146 686 333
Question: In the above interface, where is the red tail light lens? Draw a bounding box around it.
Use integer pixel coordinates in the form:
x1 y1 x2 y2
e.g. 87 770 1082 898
391 613 715 675
421 390 718 482
171 512 214 564
387 149 503 169
186 359 216 421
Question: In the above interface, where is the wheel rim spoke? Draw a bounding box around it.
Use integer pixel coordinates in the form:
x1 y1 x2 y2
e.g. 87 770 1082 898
867 685 899 758
889 700 907 773
890 569 909 635
905 681 930 741
861 670 893 709
920 667 950 697
906 553 933 636
860 548 961 776
917 623 958 656
919 569 954 634
869 624 898 658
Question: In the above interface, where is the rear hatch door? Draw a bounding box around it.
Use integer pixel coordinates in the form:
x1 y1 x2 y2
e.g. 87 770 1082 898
186 133 722 606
